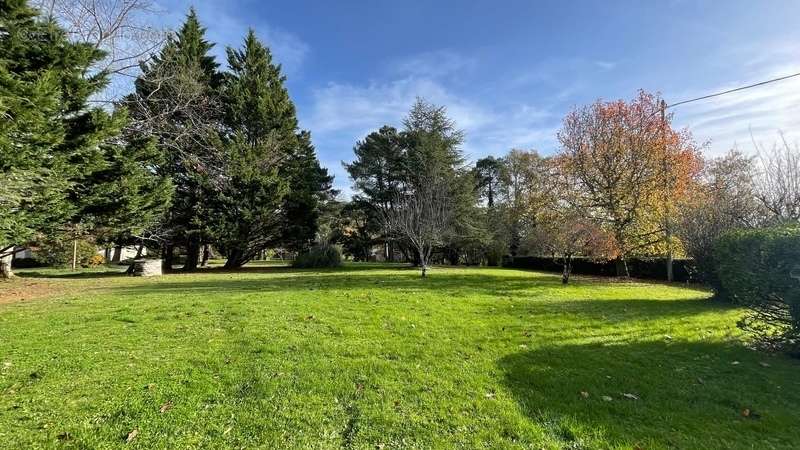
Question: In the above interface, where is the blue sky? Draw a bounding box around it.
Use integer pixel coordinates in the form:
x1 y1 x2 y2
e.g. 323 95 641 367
156 0 800 195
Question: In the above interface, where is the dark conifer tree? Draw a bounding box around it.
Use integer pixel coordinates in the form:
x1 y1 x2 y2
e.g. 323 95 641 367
212 30 333 267
129 8 222 271
1 0 172 277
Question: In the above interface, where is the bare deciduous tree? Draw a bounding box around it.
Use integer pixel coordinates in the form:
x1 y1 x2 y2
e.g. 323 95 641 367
383 179 453 277
124 60 222 161
754 133 800 223
33 0 165 89
677 150 761 285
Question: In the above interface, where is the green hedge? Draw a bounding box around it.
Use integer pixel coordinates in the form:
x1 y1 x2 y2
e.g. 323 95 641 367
715 226 800 354
503 256 694 281
292 244 343 268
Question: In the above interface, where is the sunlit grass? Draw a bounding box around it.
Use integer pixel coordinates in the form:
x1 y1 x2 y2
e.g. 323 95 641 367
1 264 798 449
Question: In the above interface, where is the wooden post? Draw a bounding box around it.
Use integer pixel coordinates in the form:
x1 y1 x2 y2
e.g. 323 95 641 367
661 100 674 282
72 238 78 270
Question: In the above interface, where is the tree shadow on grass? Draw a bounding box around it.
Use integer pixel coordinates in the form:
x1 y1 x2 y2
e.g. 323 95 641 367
16 269 127 279
101 268 726 323
104 269 566 296
485 295 726 325
498 340 800 449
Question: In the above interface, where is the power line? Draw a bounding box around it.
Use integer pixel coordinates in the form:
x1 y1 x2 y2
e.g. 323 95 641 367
666 71 800 109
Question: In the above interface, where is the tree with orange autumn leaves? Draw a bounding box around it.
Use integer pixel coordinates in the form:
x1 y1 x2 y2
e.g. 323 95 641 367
556 90 703 276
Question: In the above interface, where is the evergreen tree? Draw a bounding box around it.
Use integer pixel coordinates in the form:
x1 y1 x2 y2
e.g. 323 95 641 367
128 8 222 271
80 135 174 255
211 30 300 268
401 99 478 264
281 131 336 252
1 0 170 276
0 0 69 259
343 125 406 260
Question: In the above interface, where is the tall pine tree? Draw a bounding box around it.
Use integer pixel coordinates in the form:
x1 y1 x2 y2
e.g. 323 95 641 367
1 0 171 277
211 30 289 268
129 8 222 271
281 130 336 252
211 30 333 267
343 125 406 260
1 0 69 264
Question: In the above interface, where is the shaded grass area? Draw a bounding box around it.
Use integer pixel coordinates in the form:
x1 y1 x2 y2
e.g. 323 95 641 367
0 265 798 448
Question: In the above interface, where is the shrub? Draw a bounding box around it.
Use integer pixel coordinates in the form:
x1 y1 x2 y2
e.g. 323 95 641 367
36 238 99 268
11 257 42 269
715 226 800 355
293 244 343 268
86 254 106 267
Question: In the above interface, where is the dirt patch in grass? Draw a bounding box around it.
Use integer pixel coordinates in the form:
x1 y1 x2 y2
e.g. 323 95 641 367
0 279 63 305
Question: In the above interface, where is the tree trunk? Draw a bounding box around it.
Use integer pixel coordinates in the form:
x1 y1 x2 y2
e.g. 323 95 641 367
562 255 572 285
224 249 245 269
125 244 146 275
112 245 122 263
615 257 630 278
419 247 430 277
201 244 210 267
183 236 200 271
162 244 174 273
0 253 13 279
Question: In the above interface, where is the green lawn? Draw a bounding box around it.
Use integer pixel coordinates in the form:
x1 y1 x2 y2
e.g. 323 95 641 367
1 264 798 449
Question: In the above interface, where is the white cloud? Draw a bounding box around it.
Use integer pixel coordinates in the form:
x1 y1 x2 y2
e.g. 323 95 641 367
305 74 558 163
303 54 562 196
594 60 617 71
390 50 478 79
155 0 309 74
672 61 800 156
306 77 493 135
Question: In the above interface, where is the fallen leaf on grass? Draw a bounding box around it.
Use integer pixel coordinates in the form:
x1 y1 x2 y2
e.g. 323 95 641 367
622 393 639 400
223 426 233 435
126 429 138 443
159 402 172 413
759 361 771 368
485 392 495 399
741 408 761 419
602 395 613 402
57 432 72 441
580 391 589 398
731 361 740 365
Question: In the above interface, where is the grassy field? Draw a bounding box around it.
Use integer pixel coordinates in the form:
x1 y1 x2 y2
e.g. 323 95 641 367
0 264 798 449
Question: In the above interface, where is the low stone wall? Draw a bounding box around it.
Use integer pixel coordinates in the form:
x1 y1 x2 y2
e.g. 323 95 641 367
131 259 162 277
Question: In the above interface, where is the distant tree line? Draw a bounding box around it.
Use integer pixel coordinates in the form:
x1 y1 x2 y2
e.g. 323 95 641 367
336 91 799 284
